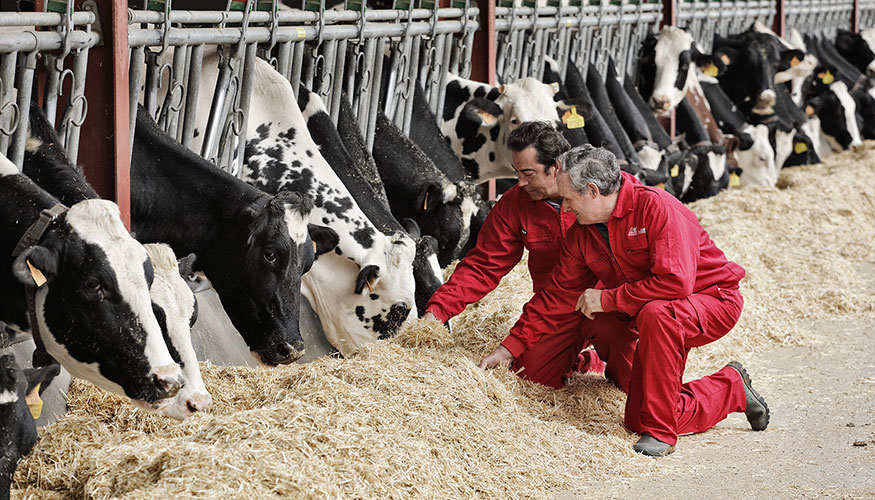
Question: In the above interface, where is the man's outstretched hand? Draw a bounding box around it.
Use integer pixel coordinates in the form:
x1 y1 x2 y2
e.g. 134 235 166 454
478 344 514 369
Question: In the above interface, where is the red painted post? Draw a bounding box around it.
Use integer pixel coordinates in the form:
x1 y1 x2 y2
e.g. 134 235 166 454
852 0 861 32
469 0 496 85
772 0 785 38
74 0 131 228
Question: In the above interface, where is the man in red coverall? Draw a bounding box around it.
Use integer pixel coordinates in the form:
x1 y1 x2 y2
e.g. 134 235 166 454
482 145 770 456
423 122 633 389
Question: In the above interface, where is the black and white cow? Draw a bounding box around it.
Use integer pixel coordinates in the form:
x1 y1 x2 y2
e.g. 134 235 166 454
674 96 730 200
132 108 339 364
560 62 629 162
408 82 482 265
835 28 875 80
143 243 212 420
300 88 444 320
440 73 588 183
0 155 184 407
190 51 416 356
637 26 716 115
23 107 212 418
0 355 59 500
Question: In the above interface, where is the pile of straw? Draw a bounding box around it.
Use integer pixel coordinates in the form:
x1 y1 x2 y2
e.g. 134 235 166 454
12 145 875 499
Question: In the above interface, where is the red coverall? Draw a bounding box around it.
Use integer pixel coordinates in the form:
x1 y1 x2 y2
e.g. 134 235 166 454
505 172 748 445
426 184 623 388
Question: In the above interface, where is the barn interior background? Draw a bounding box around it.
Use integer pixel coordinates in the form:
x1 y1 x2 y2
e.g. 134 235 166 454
0 0 874 498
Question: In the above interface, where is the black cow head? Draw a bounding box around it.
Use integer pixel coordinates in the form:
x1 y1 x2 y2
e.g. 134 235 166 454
400 218 444 318
0 355 59 498
835 29 875 79
216 190 338 365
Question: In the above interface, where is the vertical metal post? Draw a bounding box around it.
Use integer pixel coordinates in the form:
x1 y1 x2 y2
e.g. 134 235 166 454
852 0 861 31
76 0 131 227
773 0 785 37
469 0 497 85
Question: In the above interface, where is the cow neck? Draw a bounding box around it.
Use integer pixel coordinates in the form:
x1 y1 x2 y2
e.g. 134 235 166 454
11 204 68 367
133 124 264 255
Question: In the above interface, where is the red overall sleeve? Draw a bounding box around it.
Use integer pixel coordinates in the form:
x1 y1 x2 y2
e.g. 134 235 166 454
425 200 524 322
600 200 701 317
502 226 598 357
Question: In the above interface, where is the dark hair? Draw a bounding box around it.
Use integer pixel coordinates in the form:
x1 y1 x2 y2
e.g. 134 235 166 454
507 121 571 170
558 144 622 195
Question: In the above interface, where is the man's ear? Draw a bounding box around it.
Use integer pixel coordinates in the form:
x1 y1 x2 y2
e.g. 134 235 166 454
12 246 57 288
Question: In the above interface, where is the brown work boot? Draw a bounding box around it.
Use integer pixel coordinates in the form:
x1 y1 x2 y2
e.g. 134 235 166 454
727 361 770 431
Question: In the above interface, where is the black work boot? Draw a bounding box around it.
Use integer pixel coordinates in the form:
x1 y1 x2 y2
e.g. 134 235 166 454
727 361 770 431
633 434 675 457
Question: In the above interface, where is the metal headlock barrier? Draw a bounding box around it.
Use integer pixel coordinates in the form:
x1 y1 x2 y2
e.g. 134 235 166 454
786 0 854 38
494 0 662 85
677 0 775 52
0 5 101 169
862 0 875 28
127 0 478 175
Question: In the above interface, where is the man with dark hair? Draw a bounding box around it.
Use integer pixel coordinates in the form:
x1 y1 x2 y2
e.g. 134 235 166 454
425 122 634 389
485 144 769 456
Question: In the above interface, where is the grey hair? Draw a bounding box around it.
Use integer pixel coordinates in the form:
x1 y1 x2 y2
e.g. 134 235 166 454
557 145 622 195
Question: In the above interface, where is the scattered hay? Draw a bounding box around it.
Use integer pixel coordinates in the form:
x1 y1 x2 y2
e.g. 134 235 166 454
12 144 875 499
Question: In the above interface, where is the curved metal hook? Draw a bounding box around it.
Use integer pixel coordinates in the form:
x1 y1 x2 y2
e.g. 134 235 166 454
67 94 88 128
0 100 20 136
56 68 76 97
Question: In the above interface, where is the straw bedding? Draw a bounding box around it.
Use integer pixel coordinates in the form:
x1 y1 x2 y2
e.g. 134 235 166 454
12 145 875 499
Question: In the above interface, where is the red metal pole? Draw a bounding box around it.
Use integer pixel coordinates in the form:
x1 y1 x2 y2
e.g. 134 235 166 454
75 0 130 228
852 0 860 32
772 0 786 38
660 0 676 138
469 0 496 85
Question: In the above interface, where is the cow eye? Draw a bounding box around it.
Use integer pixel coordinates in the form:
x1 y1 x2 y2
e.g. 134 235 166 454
83 277 101 291
510 117 520 125
263 250 277 264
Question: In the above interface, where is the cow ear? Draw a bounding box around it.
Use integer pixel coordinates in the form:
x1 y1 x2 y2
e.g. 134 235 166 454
400 218 421 238
307 224 339 256
354 264 380 295
548 82 560 96
712 46 736 68
779 49 806 70
12 246 57 288
834 30 855 54
556 98 592 118
24 362 60 399
177 253 198 277
461 98 503 129
418 182 443 214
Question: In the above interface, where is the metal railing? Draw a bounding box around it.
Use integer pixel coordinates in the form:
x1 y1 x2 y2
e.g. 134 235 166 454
862 0 875 28
495 0 662 88
677 0 775 52
786 0 854 38
127 0 478 175
0 6 101 169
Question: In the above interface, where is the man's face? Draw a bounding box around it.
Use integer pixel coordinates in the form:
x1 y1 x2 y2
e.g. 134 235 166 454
557 171 599 225
511 146 559 201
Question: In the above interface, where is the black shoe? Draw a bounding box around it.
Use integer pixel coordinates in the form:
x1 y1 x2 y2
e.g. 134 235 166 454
727 361 770 431
633 434 675 457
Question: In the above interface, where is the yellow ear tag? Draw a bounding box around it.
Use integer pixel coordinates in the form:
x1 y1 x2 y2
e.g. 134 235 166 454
805 104 815 116
670 164 680 177
562 105 586 129
26 383 43 420
654 182 666 190
312 240 317 253
729 172 741 188
703 63 719 77
26 260 47 287
423 190 430 211
790 56 801 67
819 71 835 84
720 54 731 66
794 141 808 154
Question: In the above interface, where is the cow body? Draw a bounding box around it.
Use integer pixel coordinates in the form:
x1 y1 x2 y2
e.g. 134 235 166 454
0 156 183 407
133 108 335 365
190 51 415 356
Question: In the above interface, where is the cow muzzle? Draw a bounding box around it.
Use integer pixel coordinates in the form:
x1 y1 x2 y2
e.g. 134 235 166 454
257 339 306 365
752 90 776 115
649 95 672 114
151 364 185 400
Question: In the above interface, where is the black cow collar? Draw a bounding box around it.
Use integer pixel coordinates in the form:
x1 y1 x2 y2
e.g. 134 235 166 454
11 204 68 367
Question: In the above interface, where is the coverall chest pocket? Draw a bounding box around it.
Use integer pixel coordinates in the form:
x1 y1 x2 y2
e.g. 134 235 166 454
584 253 612 278
623 239 651 273
522 229 555 250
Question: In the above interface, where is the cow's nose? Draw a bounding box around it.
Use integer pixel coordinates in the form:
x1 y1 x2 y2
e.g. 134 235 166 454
185 392 213 413
273 340 305 364
152 365 184 400
851 141 864 152
650 95 670 112
756 90 776 108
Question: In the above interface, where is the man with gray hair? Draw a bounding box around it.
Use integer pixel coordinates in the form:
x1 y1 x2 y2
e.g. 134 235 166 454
484 144 770 456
